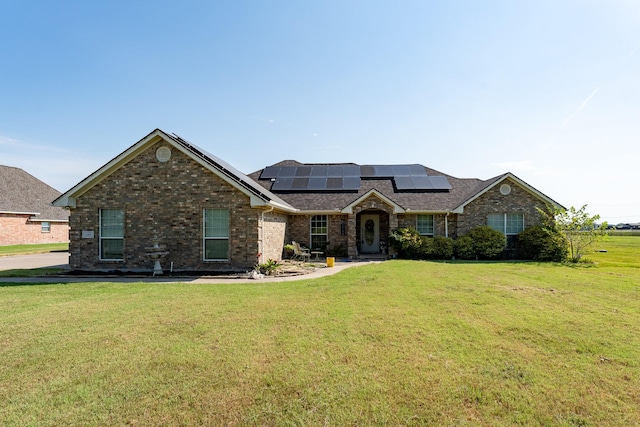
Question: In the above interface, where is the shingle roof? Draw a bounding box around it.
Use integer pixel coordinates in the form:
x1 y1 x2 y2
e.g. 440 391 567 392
0 165 69 221
248 162 489 212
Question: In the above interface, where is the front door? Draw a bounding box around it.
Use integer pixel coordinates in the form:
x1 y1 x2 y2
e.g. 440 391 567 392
360 214 379 253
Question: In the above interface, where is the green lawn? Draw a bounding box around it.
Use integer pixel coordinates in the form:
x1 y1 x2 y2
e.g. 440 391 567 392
0 243 68 256
1 237 639 426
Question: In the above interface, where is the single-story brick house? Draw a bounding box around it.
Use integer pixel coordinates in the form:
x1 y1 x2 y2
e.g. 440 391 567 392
53 129 562 272
0 165 69 246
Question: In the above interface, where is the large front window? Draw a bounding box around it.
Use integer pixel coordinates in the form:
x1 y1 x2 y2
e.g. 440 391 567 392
100 209 124 260
416 214 434 235
488 213 524 247
204 209 229 260
310 215 328 251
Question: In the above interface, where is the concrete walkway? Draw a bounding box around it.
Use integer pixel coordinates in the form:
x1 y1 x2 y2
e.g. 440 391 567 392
0 252 69 270
0 252 375 284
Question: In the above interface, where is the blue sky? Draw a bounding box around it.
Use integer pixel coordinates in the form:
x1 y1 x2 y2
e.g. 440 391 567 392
1 1 638 223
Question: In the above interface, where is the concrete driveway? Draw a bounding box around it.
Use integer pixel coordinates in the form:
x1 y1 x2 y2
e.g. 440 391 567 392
0 252 69 271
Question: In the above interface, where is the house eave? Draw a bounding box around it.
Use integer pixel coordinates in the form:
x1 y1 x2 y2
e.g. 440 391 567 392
0 210 40 216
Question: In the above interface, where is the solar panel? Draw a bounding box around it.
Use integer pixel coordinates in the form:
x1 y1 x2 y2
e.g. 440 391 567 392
308 177 327 190
295 166 311 177
394 175 415 190
261 163 448 192
375 165 393 177
360 165 376 177
344 165 360 177
292 178 309 189
409 164 426 175
343 176 361 190
260 166 281 179
271 177 293 191
326 165 342 177
278 166 297 177
327 177 343 189
411 176 435 190
429 176 452 190
310 166 328 177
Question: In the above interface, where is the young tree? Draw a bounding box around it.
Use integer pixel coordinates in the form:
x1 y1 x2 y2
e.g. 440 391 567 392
538 205 608 262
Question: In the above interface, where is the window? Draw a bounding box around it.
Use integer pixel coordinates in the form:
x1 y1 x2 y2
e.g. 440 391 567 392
310 215 328 250
416 214 434 235
204 209 229 260
100 209 124 260
488 213 524 247
41 221 50 233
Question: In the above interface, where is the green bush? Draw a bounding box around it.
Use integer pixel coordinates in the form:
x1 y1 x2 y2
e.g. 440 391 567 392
517 226 568 262
453 235 475 260
388 227 424 259
468 226 506 259
430 236 454 260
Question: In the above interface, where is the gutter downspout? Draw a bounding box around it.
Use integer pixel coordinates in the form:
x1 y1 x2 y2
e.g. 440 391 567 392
445 213 449 238
260 206 274 263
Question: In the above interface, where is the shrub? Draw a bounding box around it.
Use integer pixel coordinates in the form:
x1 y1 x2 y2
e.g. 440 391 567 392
430 236 454 260
454 235 475 260
389 227 424 259
517 226 568 262
468 226 506 259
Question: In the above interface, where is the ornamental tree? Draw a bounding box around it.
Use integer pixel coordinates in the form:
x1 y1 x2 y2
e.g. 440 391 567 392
538 204 608 262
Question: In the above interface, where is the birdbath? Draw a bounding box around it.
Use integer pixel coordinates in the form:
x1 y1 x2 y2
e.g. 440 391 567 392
145 240 169 276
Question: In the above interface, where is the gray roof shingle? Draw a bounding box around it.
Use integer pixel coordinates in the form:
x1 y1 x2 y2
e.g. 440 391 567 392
0 165 69 221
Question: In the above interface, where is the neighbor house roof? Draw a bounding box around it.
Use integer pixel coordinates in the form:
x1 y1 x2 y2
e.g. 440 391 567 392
0 165 69 221
53 129 296 212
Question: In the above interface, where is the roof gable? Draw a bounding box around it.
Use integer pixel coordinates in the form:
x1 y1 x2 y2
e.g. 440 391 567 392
341 189 405 214
53 129 295 212
452 172 564 213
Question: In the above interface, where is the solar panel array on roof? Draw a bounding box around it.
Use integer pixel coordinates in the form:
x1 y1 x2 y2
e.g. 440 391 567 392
261 164 451 192
394 175 452 191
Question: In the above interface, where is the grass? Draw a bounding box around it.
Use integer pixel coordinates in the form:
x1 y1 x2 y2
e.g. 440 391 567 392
0 267 66 278
0 243 68 256
1 237 639 426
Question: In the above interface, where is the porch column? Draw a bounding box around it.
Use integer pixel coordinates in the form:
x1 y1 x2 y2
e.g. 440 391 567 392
347 213 357 258
390 213 398 229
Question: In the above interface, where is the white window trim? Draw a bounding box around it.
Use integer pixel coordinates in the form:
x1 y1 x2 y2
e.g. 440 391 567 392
99 209 124 261
488 213 525 235
416 214 434 236
41 221 51 233
203 208 230 261
310 215 328 250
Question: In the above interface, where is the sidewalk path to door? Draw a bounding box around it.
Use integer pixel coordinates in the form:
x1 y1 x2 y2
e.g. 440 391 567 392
0 252 378 284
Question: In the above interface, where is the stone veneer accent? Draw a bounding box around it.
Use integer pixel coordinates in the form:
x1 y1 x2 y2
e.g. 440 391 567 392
69 142 264 272
260 209 287 262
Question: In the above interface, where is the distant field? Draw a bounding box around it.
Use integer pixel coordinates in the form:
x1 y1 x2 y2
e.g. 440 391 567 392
0 243 68 256
1 237 638 426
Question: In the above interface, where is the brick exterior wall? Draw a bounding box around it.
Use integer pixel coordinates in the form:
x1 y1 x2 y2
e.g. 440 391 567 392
455 178 546 236
397 213 448 237
286 214 348 255
69 142 265 272
0 214 69 245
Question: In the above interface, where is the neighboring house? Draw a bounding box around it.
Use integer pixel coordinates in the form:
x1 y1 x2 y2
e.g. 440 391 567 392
53 129 563 272
0 165 69 246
